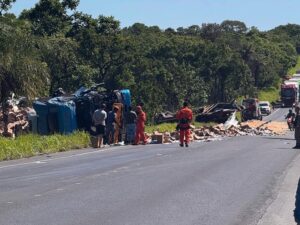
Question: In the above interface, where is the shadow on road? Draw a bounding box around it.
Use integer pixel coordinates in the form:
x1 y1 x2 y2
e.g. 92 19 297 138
295 178 300 225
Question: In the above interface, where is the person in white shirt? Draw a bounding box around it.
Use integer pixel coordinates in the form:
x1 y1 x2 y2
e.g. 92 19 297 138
92 104 107 148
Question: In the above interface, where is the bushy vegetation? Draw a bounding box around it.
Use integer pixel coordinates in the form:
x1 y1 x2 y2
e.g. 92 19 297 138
0 0 300 119
258 87 280 103
0 131 90 161
288 56 300 75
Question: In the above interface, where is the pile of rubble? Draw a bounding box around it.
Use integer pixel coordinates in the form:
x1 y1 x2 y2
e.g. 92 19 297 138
148 120 288 144
0 104 34 138
191 120 287 141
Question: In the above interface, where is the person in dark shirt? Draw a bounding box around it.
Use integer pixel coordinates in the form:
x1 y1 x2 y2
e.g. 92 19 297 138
286 109 296 120
294 106 300 149
286 109 296 131
106 109 115 145
124 106 137 144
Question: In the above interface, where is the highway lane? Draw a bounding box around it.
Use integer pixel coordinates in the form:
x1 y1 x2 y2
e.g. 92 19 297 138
0 108 299 225
263 107 289 122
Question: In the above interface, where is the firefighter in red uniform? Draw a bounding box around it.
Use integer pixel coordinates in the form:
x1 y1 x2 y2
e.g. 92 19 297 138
176 102 193 147
134 106 147 145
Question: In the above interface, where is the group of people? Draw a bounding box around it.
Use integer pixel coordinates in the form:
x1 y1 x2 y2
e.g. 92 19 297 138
92 104 147 148
93 102 300 223
91 101 194 148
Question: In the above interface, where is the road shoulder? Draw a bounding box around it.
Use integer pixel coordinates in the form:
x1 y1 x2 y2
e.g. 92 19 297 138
257 152 300 225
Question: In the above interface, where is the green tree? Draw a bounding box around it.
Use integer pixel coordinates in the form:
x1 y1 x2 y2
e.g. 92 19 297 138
20 0 79 36
0 17 49 102
0 0 16 16
39 36 97 93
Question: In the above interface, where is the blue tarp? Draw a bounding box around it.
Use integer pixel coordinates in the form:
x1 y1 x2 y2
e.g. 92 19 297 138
33 101 49 135
33 97 77 135
120 89 131 110
48 97 77 134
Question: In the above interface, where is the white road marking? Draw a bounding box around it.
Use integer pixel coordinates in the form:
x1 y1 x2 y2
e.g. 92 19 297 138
0 148 111 170
35 161 47 164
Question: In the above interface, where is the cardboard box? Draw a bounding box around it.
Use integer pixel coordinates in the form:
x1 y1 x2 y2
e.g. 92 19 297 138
151 134 164 144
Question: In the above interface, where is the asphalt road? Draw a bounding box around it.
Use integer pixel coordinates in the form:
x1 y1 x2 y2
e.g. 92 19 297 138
263 107 290 122
0 108 299 225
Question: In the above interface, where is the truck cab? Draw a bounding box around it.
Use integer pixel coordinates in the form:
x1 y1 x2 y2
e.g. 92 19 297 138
281 83 298 107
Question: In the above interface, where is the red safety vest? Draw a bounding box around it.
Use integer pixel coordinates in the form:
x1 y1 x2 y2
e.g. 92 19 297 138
176 107 193 129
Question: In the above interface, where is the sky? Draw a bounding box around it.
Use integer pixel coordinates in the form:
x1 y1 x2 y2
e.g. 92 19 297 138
9 0 300 31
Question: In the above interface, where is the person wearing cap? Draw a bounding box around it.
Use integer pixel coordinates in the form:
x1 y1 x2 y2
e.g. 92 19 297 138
294 106 300 148
134 105 147 145
92 104 107 148
176 102 193 147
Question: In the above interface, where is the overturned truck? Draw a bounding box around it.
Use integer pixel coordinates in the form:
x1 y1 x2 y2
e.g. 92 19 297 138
195 102 243 123
33 85 131 135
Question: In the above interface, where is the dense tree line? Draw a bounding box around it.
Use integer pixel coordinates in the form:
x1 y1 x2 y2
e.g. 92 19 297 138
0 0 299 118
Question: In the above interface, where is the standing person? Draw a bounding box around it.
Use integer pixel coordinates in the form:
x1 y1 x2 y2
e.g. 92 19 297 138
176 102 193 147
286 109 296 131
295 178 300 225
92 104 107 148
106 108 115 145
134 106 147 145
113 106 121 145
124 106 137 144
294 106 300 149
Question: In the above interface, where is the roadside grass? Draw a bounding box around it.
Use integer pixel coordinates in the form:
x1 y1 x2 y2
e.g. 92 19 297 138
288 56 300 75
0 122 219 161
258 87 280 103
0 131 90 161
146 121 217 133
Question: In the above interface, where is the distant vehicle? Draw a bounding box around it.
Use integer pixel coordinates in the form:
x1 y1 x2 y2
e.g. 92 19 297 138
281 83 298 107
259 101 271 115
241 98 262 121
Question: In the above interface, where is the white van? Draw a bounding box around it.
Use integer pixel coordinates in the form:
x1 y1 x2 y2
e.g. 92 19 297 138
259 101 272 115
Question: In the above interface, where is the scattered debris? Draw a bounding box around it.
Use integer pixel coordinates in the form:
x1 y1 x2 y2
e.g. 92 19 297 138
195 101 243 123
154 111 177 124
0 102 34 138
147 113 288 144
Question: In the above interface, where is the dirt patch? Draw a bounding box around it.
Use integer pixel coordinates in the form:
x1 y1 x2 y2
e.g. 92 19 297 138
241 120 288 135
